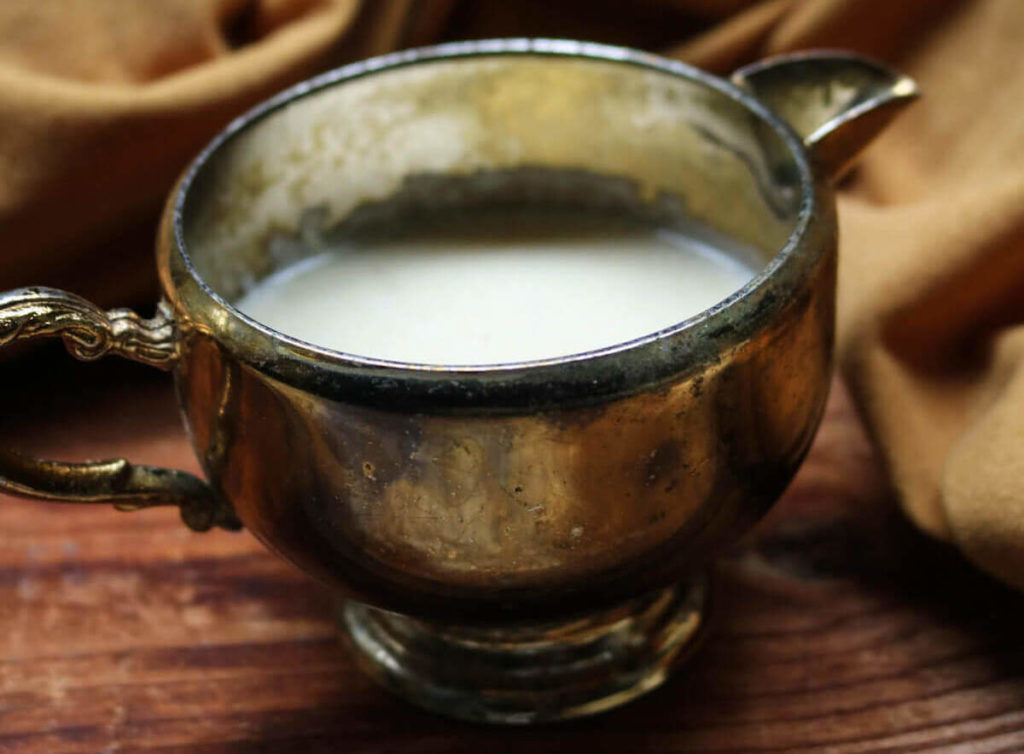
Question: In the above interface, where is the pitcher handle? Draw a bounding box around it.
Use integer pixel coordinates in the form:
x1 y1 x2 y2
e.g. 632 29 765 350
732 50 919 181
0 286 239 531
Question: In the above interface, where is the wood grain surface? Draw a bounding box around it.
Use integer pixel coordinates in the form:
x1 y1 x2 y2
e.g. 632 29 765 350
2 350 1023 753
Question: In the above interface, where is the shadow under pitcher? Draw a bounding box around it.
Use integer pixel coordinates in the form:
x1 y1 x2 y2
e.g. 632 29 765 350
0 40 917 724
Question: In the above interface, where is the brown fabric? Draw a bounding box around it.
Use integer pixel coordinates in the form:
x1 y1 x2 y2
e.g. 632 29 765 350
1 1 1022 587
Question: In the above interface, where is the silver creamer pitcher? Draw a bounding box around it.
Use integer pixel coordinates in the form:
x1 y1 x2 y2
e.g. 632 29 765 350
0 40 917 723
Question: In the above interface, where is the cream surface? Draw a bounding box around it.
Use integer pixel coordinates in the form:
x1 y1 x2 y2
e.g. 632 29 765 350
236 210 758 365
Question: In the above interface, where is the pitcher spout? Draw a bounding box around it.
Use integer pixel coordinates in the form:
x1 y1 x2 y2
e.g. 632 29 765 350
732 51 919 182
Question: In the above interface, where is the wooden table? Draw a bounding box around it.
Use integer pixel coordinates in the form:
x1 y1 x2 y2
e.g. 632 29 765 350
2 351 1024 753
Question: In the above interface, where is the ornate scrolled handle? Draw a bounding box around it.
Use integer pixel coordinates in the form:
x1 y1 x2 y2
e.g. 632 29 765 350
0 287 178 368
0 287 239 531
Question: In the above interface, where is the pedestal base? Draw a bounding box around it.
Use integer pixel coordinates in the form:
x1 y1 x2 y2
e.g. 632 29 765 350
338 577 709 724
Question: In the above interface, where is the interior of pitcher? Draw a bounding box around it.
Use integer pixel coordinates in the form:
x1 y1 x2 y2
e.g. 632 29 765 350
179 49 806 360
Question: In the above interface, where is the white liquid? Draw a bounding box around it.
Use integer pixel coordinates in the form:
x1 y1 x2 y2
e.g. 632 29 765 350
236 210 758 365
